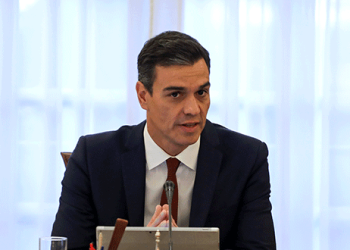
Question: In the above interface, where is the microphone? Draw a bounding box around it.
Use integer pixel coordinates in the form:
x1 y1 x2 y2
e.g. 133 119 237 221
163 180 175 250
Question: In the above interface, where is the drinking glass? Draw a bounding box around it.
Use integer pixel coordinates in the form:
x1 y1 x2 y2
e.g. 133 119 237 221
39 236 67 250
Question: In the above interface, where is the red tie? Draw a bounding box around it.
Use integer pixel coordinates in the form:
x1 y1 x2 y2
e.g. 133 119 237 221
160 158 180 223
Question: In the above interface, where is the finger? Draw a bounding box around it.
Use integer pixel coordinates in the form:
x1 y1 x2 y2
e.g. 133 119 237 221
158 220 168 227
148 209 163 227
149 210 167 227
162 205 177 227
162 204 169 211
161 204 170 220
171 218 178 227
167 213 177 227
147 205 162 227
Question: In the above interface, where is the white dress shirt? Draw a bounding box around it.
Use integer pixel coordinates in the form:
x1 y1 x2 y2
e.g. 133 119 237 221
143 123 200 227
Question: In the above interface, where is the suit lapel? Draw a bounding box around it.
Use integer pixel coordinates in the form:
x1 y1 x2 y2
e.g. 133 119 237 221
121 121 147 226
189 120 223 227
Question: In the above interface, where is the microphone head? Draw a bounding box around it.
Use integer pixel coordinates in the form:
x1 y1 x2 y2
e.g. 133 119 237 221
163 180 175 191
163 181 175 205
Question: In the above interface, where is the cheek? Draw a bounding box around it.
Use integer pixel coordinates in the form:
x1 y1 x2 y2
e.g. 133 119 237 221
200 101 210 114
155 103 188 125
156 106 173 124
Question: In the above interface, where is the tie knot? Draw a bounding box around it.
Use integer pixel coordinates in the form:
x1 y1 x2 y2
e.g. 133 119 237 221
166 158 180 177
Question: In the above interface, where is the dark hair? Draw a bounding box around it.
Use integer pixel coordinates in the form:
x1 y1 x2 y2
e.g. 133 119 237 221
137 31 210 94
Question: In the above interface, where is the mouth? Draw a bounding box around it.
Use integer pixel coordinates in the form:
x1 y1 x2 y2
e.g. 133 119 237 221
181 122 198 127
181 121 200 127
178 122 201 133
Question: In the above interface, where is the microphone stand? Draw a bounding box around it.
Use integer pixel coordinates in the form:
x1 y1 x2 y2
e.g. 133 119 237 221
163 181 175 250
168 203 173 250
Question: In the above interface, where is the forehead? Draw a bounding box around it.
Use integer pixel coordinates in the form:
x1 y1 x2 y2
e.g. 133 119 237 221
153 59 209 89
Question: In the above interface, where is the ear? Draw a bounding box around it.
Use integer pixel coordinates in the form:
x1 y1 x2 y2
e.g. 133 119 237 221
136 81 149 110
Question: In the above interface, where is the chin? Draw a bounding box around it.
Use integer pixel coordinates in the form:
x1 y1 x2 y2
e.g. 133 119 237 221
179 136 200 147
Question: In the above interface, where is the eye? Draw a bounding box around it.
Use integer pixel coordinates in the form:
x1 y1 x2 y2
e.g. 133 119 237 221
170 92 180 98
197 89 207 96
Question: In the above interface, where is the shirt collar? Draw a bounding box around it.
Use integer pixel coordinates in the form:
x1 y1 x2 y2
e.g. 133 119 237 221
144 123 200 171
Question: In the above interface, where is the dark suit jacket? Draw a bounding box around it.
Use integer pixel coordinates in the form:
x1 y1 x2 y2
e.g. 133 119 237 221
52 120 276 250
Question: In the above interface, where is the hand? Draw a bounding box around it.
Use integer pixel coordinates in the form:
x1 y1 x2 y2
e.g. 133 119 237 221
147 204 178 227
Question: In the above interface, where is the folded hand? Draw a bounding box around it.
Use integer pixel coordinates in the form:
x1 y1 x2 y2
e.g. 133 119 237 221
147 204 178 227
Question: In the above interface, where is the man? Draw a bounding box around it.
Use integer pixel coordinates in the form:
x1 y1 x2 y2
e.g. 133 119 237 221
52 31 276 249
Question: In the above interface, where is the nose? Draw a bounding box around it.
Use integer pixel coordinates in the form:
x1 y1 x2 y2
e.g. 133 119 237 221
183 95 200 115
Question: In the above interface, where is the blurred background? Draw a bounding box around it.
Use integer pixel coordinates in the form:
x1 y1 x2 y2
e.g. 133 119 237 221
1 0 350 249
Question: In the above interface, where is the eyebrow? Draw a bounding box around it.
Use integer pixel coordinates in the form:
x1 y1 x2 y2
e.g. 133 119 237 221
200 82 211 89
163 81 211 92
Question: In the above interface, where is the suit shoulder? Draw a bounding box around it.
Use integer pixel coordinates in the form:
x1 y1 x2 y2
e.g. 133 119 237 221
212 122 261 142
80 122 145 152
209 122 266 152
83 125 133 143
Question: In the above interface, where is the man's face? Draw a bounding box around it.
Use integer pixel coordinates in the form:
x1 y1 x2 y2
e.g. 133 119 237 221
136 58 210 156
